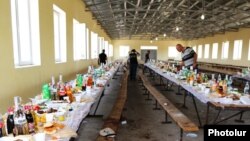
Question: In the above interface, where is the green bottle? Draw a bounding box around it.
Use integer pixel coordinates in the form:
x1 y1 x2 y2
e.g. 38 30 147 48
42 84 51 100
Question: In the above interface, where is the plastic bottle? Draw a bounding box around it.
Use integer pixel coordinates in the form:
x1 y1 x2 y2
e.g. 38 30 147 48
218 74 221 82
244 82 249 95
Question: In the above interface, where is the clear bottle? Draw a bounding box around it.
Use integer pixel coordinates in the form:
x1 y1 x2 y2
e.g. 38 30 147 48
244 82 249 95
218 74 222 82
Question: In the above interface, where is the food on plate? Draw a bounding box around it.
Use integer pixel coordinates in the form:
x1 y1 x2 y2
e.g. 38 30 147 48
43 122 65 134
227 94 240 100
53 122 65 129
44 126 56 134
43 122 53 128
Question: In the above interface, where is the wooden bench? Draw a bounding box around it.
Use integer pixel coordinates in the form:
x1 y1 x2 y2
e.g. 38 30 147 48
96 71 128 141
138 73 199 141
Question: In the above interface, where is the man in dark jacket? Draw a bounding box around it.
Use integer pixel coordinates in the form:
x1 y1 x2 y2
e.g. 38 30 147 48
98 49 107 65
129 49 140 80
145 50 150 63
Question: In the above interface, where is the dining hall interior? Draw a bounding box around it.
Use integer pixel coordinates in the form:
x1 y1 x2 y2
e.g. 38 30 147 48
1 0 250 141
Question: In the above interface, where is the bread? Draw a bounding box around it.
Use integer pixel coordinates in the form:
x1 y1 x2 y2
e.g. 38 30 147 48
43 122 53 128
44 128 56 134
53 122 65 129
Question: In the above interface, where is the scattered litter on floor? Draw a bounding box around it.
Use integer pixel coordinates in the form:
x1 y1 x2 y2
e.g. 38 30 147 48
186 133 198 138
121 120 127 125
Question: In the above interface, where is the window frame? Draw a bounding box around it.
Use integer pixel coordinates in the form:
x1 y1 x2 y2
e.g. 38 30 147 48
198 45 203 59
204 44 210 59
53 4 67 63
233 40 242 60
221 41 229 60
212 43 218 59
11 0 41 68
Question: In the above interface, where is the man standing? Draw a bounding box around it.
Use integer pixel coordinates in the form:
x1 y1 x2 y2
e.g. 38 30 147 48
129 49 140 80
176 44 197 69
145 50 150 63
98 49 107 65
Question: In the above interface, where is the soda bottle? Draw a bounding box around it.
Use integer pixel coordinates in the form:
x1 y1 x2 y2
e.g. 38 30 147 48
6 107 15 134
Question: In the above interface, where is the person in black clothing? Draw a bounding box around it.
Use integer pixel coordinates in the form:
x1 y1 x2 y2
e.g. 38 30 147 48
145 50 150 63
98 49 107 65
129 49 140 80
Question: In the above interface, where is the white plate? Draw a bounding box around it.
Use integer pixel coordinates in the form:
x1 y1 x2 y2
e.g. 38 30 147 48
240 95 250 105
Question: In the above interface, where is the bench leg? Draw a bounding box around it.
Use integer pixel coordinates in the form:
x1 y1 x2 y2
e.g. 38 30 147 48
162 112 172 124
143 89 148 95
153 100 161 110
180 128 183 141
145 91 152 101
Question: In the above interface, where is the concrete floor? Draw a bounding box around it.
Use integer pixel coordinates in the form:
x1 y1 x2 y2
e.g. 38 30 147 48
74 70 250 141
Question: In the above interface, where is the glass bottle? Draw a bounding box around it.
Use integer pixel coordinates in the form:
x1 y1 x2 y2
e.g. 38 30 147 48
57 74 66 100
6 107 15 135
25 109 35 134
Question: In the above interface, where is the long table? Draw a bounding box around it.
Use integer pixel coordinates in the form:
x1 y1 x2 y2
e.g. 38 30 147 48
0 62 122 141
144 63 250 126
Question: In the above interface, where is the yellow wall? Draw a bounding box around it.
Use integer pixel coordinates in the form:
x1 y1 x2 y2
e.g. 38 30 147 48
0 0 110 113
112 40 186 61
187 28 250 66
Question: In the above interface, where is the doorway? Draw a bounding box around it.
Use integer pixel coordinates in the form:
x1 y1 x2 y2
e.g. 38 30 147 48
140 46 158 63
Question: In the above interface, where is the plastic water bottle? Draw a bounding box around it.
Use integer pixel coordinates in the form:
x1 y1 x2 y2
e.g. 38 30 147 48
244 82 249 95
218 74 221 82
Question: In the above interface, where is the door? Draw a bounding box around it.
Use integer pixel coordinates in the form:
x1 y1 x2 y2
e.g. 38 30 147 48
140 50 157 63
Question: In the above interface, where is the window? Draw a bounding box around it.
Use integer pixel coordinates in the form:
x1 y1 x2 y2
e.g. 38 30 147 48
86 28 89 59
104 41 109 56
98 37 104 53
192 46 197 53
11 0 41 67
212 43 218 59
233 40 242 60
221 41 229 59
119 46 130 57
53 5 66 63
198 45 202 59
91 31 98 59
73 19 86 60
109 44 113 57
204 44 210 59
168 46 178 58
